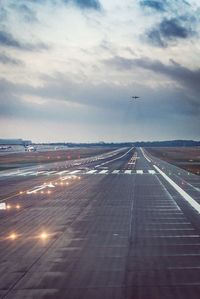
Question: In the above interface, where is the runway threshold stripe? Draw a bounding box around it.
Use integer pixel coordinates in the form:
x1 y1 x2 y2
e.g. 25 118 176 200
99 170 108 174
44 171 58 175
136 170 143 174
57 170 69 175
112 170 120 174
148 170 156 174
154 165 200 214
124 170 132 174
86 170 97 174
69 170 81 174
1 171 20 177
17 171 35 176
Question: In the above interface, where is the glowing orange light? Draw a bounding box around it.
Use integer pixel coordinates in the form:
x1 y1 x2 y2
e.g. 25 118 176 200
9 233 17 240
16 204 20 209
40 232 48 240
6 204 11 210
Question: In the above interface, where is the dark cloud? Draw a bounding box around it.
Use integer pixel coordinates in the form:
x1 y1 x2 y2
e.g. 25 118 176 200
103 55 200 97
160 18 189 38
147 18 195 47
0 53 23 65
72 0 101 10
0 31 21 48
139 0 190 12
0 30 49 51
139 1 165 12
139 0 197 47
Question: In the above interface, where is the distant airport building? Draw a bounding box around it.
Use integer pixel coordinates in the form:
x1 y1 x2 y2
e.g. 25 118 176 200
0 139 32 145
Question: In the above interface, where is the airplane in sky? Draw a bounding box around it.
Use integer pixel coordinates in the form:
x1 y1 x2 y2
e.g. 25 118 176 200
132 96 140 99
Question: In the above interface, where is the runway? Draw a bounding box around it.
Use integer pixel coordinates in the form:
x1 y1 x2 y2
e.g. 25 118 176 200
0 147 200 299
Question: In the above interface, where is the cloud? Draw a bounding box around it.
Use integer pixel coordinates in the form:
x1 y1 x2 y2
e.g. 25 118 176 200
0 6 7 21
19 0 102 10
103 55 200 96
138 0 198 47
72 0 101 10
139 0 165 12
0 30 49 51
147 18 194 47
139 0 191 12
0 31 21 48
0 53 23 65
12 3 38 23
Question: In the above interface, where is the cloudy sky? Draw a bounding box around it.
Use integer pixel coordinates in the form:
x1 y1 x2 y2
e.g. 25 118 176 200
0 0 200 142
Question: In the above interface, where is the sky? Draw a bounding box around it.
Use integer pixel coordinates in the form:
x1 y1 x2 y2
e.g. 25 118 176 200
0 0 200 142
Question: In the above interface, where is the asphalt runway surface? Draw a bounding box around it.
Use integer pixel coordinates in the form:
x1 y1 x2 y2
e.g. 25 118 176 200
0 147 200 299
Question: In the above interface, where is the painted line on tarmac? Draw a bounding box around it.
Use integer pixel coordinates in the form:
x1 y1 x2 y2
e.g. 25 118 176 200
154 165 200 214
140 147 151 163
112 170 120 174
136 170 143 174
124 170 132 174
99 170 108 174
95 147 134 168
86 170 97 174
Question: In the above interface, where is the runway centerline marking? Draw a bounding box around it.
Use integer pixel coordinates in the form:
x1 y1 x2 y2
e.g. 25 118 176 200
154 165 200 214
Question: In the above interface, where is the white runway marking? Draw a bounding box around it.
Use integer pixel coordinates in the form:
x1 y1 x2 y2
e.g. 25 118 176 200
112 170 120 174
148 170 156 174
44 171 58 175
0 203 6 210
27 182 55 194
69 170 81 174
154 165 200 214
57 170 69 175
95 147 134 168
136 170 143 174
1 171 20 177
124 170 132 174
86 170 97 174
140 148 151 162
18 171 35 176
99 170 108 174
